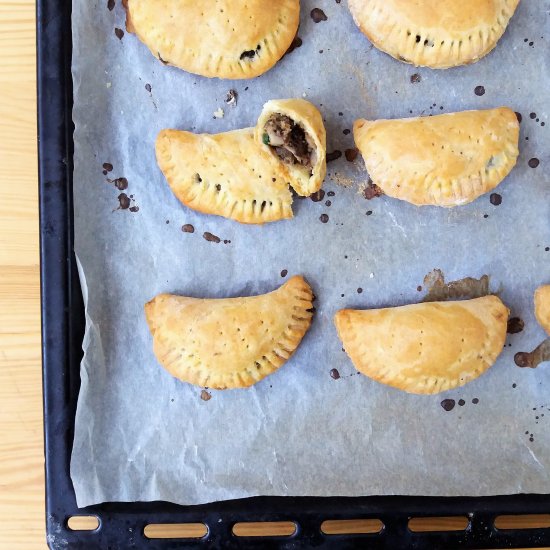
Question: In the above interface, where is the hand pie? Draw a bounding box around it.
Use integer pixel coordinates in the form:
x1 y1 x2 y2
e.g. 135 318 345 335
348 0 520 69
535 286 550 335
255 99 327 196
334 296 509 395
156 99 327 224
124 0 300 79
145 276 313 389
354 108 520 207
157 128 294 224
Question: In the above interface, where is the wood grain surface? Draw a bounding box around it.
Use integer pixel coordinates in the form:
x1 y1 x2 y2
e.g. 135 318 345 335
0 1 547 549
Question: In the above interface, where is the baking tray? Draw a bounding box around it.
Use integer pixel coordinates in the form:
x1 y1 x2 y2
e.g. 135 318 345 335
38 0 550 548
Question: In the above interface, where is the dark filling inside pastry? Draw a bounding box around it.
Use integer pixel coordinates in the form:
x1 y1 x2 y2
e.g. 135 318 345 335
263 114 316 171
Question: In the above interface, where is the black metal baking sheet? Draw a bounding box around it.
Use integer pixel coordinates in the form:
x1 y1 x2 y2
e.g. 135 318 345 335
38 0 550 548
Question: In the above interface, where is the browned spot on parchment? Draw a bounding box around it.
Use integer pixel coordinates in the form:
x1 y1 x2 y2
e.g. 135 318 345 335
515 339 550 369
422 269 491 302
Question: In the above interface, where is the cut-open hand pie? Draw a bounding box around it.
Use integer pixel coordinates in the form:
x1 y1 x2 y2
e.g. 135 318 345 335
354 108 519 207
156 99 326 224
348 0 520 69
145 276 313 389
335 296 509 395
124 0 300 79
256 99 327 196
535 286 550 335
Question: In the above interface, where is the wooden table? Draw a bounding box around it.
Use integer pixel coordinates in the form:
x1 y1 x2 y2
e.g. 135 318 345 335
0 2 547 548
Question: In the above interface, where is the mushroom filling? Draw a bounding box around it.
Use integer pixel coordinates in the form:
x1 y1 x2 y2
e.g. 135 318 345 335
262 114 317 172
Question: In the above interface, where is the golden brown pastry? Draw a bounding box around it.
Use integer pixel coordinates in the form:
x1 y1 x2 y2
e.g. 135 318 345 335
156 99 327 224
535 285 550 335
124 0 300 79
354 108 520 207
145 276 314 389
255 99 327 196
348 0 520 69
334 296 509 395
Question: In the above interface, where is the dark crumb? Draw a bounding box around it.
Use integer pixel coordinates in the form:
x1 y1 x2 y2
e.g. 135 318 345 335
285 36 303 55
330 368 340 380
515 112 522 123
458 399 466 406
474 85 485 96
200 390 212 402
366 210 373 216
203 232 221 243
182 224 195 233
325 200 331 206
507 317 525 334
343 129 351 135
345 148 359 162
363 182 383 200
357 288 363 294
490 193 502 206
225 89 238 107
441 399 455 412
327 191 335 197
320 213 329 223
117 193 130 210
417 285 422 292
530 112 537 119
326 150 342 162
310 189 326 202
483 214 489 219
310 8 328 22
281 269 288 278
410 73 421 83
114 27 124 40
528 158 540 168
472 398 479 405
107 0 115 11
145 83 152 93
103 162 113 172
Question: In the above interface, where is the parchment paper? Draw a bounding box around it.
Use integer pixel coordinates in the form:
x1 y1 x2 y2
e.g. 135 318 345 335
70 0 550 508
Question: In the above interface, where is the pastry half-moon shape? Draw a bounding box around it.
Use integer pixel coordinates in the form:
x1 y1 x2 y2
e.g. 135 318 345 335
124 0 300 79
535 285 550 335
156 128 294 224
334 296 509 395
354 108 519 207
348 0 520 69
255 99 327 196
145 276 314 389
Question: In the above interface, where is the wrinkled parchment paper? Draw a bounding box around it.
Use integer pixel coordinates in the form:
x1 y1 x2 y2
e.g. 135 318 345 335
71 0 550 507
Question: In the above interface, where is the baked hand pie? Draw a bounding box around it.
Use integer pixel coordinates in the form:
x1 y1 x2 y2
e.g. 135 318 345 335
535 285 550 335
334 296 509 395
124 0 300 79
348 0 520 69
354 108 520 207
145 276 313 389
255 99 327 197
156 99 326 224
